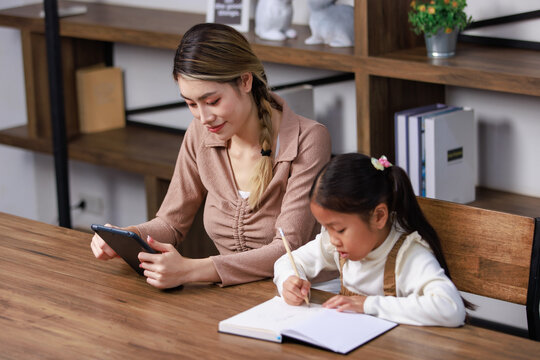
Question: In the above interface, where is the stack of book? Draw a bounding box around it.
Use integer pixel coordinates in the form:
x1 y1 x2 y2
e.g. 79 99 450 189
394 104 476 204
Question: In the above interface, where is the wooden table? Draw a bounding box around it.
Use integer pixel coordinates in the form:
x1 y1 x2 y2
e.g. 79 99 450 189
1 212 539 359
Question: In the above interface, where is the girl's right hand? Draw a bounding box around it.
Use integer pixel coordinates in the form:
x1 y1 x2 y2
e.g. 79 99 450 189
282 275 311 306
90 223 118 260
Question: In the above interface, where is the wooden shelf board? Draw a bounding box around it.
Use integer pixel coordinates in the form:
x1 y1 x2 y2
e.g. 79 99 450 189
470 187 540 219
6 3 538 82
369 43 540 96
0 1 355 72
0 124 181 180
0 125 52 153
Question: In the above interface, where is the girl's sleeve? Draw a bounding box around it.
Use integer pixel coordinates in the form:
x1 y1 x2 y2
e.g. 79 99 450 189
273 230 338 295
363 240 466 327
134 121 207 247
211 123 331 286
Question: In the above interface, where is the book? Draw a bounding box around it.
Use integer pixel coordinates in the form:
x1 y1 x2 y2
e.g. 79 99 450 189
218 296 397 354
394 104 446 173
425 108 475 204
76 65 125 133
408 106 461 195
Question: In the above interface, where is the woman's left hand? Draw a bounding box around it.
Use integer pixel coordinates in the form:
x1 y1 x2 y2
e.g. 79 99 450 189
322 294 367 313
138 236 190 289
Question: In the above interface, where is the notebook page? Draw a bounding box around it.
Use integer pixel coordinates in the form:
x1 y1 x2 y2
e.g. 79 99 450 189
219 296 323 342
282 308 397 354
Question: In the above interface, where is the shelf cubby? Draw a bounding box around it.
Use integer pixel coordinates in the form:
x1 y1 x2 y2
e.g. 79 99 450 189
1 0 538 218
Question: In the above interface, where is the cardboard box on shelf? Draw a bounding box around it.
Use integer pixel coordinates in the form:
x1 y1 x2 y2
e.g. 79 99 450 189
76 66 125 133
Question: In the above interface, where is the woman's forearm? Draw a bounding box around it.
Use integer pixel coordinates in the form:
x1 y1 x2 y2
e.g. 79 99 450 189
186 257 221 283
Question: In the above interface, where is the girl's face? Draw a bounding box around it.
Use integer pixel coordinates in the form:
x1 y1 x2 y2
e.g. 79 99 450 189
310 201 388 261
178 73 255 141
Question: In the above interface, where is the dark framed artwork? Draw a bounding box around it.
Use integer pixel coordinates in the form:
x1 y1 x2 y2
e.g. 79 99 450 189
206 0 250 33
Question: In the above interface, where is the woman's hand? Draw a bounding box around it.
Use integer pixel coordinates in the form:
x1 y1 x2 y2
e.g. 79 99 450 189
138 236 193 289
323 294 367 313
282 275 311 306
90 223 118 260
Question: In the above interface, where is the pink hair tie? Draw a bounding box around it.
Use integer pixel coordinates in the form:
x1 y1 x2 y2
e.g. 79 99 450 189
371 155 392 171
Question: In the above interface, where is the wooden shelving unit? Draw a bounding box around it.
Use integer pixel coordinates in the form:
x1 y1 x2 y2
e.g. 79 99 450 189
0 124 181 180
368 44 540 97
1 0 539 218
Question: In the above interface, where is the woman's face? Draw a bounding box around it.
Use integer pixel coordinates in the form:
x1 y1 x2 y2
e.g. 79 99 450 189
310 201 387 261
178 74 254 141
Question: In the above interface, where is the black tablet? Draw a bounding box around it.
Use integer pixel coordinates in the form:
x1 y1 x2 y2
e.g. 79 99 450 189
91 224 157 276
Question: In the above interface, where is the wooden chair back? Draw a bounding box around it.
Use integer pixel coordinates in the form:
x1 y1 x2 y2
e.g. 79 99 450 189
417 197 540 340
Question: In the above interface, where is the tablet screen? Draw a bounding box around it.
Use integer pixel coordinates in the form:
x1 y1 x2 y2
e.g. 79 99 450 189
91 224 156 276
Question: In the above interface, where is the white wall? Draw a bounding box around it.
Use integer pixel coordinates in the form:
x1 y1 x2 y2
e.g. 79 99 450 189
0 2 149 229
467 0 539 20
0 0 537 331
0 0 39 221
465 0 540 42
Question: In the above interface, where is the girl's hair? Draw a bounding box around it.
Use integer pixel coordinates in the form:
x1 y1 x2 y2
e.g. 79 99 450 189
173 23 281 209
310 153 474 310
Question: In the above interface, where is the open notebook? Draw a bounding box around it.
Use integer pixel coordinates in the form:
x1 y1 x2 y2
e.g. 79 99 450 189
218 296 397 354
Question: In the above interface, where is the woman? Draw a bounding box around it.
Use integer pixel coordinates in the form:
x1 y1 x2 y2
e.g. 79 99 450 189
91 23 331 289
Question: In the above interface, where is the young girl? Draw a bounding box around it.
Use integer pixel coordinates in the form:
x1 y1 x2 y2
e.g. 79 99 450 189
274 153 472 327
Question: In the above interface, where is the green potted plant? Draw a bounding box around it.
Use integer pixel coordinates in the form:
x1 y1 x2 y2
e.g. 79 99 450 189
408 0 472 58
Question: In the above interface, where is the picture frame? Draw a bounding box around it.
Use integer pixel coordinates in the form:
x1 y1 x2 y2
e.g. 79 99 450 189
206 0 251 33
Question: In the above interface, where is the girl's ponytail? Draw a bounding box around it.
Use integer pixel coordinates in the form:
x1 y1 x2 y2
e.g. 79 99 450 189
387 166 450 278
387 165 475 310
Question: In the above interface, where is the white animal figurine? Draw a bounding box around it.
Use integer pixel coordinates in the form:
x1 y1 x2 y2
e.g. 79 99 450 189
306 0 354 47
255 0 297 41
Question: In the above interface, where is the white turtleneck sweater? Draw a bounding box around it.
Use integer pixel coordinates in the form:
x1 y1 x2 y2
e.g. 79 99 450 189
273 224 466 327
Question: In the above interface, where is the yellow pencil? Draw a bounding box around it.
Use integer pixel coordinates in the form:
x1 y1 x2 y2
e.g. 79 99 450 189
279 228 310 306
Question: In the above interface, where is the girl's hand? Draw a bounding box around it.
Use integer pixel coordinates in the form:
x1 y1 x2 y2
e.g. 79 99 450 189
138 236 189 289
90 223 118 260
323 295 367 313
282 275 311 306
